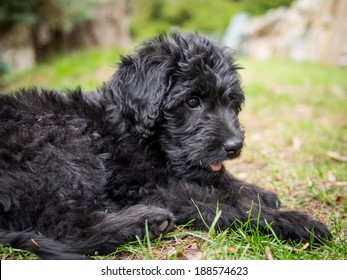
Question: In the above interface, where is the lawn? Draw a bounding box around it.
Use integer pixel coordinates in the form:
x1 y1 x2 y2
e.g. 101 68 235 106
0 48 346 260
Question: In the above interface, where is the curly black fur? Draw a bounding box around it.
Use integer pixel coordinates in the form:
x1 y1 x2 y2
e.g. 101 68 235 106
0 32 331 259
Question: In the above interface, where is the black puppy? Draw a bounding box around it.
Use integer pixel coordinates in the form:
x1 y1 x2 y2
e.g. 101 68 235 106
0 32 331 259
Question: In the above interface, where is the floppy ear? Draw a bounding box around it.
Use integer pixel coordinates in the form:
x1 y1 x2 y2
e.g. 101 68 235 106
105 38 177 140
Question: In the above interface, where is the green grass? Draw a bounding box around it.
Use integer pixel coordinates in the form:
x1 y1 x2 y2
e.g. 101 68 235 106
0 50 346 260
1 48 123 93
91 213 345 260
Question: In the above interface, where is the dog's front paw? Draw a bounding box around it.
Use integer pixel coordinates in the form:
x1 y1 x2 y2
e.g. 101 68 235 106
144 208 176 239
308 220 332 243
121 205 175 239
271 211 332 244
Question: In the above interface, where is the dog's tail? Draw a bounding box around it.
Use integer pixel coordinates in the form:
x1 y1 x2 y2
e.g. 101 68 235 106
0 229 87 259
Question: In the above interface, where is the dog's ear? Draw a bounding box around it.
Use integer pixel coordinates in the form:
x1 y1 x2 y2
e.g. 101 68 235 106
105 37 177 140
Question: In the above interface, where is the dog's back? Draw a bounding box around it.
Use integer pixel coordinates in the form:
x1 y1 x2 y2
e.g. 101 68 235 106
0 89 107 259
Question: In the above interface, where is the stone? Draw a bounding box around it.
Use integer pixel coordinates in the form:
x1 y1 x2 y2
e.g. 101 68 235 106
226 0 347 66
0 25 35 72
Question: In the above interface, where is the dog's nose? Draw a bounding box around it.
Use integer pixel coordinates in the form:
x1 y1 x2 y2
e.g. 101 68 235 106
223 139 243 154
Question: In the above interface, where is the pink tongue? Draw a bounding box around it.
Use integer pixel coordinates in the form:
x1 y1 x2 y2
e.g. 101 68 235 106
209 163 222 171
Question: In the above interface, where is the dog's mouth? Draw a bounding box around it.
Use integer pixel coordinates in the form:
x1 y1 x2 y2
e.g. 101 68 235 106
206 150 242 172
208 163 223 172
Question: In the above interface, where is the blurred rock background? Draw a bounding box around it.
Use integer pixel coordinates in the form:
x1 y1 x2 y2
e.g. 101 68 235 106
1 0 346 75
0 0 130 73
226 0 347 66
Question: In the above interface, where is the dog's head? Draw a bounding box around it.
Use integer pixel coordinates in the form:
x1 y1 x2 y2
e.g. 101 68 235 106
106 31 245 181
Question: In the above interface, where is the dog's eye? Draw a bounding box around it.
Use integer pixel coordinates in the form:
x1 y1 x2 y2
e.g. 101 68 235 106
187 97 200 108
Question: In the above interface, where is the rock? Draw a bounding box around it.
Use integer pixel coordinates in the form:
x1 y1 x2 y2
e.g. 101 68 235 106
0 25 35 72
226 0 347 66
0 0 130 72
223 12 249 51
63 0 131 50
34 0 131 58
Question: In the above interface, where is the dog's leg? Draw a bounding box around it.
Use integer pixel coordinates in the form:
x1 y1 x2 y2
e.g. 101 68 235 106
1 205 174 259
172 198 331 243
160 182 331 244
0 229 86 259
61 204 175 256
222 174 282 209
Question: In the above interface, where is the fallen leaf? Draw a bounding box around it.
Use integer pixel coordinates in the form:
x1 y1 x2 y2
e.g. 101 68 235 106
327 151 347 162
189 243 200 250
327 171 336 182
229 246 237 253
168 247 177 257
237 172 248 179
265 246 273 260
284 243 310 253
186 251 203 260
301 243 309 250
31 239 40 248
292 137 302 150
